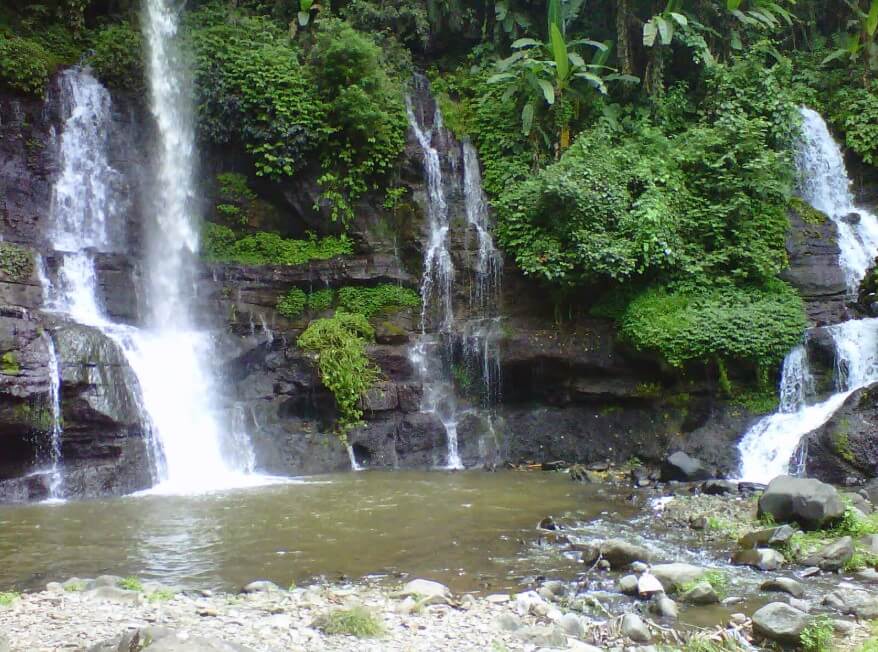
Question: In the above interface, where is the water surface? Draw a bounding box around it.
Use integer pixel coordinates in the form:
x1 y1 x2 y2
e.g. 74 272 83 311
0 471 633 593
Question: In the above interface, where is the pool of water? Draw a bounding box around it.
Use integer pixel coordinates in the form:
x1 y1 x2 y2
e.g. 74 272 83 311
0 471 635 593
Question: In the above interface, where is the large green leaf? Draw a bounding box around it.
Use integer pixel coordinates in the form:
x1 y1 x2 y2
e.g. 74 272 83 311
488 72 516 84
550 23 570 81
670 12 688 27
727 0 743 9
548 0 562 35
656 16 673 44
511 38 541 49
574 71 607 94
643 18 658 47
537 78 556 104
521 102 535 135
868 0 878 36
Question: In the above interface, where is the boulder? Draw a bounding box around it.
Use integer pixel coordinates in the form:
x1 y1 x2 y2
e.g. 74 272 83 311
240 581 280 594
751 602 809 644
89 628 256 652
822 588 878 618
621 613 652 643
84 587 141 604
760 577 805 599
649 595 679 620
649 563 705 592
843 492 873 515
637 573 664 597
702 479 737 495
599 539 653 568
679 582 719 605
661 451 713 482
860 534 878 555
738 524 797 549
732 548 785 571
619 575 638 596
399 579 452 605
757 476 844 530
803 536 854 571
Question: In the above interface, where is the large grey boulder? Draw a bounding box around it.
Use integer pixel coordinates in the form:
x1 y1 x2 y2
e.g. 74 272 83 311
804 536 854 571
823 588 878 618
738 524 797 549
751 602 809 644
732 548 785 571
599 539 653 568
649 563 705 592
757 476 844 530
679 581 719 605
621 613 652 643
760 577 805 599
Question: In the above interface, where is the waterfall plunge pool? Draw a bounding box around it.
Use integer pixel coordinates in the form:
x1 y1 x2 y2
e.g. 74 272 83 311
0 471 635 594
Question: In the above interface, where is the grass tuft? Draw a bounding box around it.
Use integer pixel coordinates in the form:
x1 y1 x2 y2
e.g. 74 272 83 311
314 606 385 638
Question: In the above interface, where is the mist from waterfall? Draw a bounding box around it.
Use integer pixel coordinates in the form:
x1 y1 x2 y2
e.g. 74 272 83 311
737 108 878 482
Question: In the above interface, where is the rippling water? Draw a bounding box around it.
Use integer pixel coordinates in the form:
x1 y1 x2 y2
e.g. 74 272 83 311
0 471 633 593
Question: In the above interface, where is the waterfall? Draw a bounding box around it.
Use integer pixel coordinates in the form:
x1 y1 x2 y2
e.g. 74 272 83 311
41 330 64 500
737 107 878 482
38 58 262 493
405 76 504 470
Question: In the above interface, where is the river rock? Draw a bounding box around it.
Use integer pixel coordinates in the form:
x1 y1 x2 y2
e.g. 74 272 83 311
619 575 639 595
751 602 809 644
560 612 586 637
650 563 705 591
400 579 452 605
804 536 854 571
637 573 664 597
860 534 878 554
679 581 719 605
843 492 873 514
738 524 797 549
516 625 567 647
732 548 785 571
600 539 653 568
621 613 652 643
661 451 713 482
760 577 805 598
649 595 678 620
823 588 878 618
85 586 141 604
241 581 280 594
757 476 844 530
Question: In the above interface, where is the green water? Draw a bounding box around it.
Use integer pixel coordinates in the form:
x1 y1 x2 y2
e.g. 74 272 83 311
0 471 634 593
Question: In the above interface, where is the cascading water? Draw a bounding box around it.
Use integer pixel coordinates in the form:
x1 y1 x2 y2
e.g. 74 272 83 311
41 330 64 500
737 108 878 482
38 55 261 492
405 76 503 469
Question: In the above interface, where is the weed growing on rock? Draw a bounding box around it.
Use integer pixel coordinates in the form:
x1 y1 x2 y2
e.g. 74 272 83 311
1 352 21 376
314 605 385 638
0 592 19 607
0 242 33 281
800 615 833 652
336 285 420 318
679 570 728 598
277 288 307 319
145 589 175 602
202 224 352 266
62 581 86 592
118 577 143 592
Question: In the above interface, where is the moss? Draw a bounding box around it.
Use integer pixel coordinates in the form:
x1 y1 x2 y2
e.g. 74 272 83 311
1 352 20 376
833 428 856 463
118 577 143 592
277 288 307 319
789 196 828 225
314 606 385 638
634 382 662 398
336 285 420 318
0 242 33 281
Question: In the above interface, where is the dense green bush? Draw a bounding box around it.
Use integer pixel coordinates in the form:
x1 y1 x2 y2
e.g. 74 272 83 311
0 35 51 95
336 284 420 318
619 282 807 367
202 223 352 265
88 22 143 89
830 86 878 165
306 288 335 312
277 288 307 318
341 0 430 49
298 312 379 435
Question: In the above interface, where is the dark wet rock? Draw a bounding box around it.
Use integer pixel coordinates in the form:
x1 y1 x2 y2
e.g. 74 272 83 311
757 476 844 530
732 548 785 571
661 451 713 482
679 582 719 605
621 613 652 643
751 602 809 644
801 383 878 485
599 539 654 568
650 563 705 592
738 482 767 496
760 577 805 599
780 204 846 326
538 516 558 531
702 479 737 495
803 536 854 571
738 524 798 549
843 212 861 225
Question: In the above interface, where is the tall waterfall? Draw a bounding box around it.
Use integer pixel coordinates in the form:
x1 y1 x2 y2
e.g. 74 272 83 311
38 47 261 492
737 108 878 482
405 76 503 469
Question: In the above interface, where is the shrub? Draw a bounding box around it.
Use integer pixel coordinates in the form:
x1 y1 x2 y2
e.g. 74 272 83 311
118 577 143 592
298 312 379 435
306 288 335 312
336 285 420 318
88 22 143 90
201 223 353 266
0 242 33 281
0 591 19 607
0 35 51 95
830 86 878 165
314 605 385 638
277 288 306 319
619 282 806 367
800 615 833 652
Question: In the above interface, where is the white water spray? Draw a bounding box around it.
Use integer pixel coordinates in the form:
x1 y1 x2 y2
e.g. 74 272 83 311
737 108 878 482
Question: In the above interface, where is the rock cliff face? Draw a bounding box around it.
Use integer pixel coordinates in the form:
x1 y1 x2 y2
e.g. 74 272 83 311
0 68 863 501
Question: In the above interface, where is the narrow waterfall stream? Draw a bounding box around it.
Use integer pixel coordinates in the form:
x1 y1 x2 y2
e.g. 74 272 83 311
737 108 878 482
405 76 503 469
